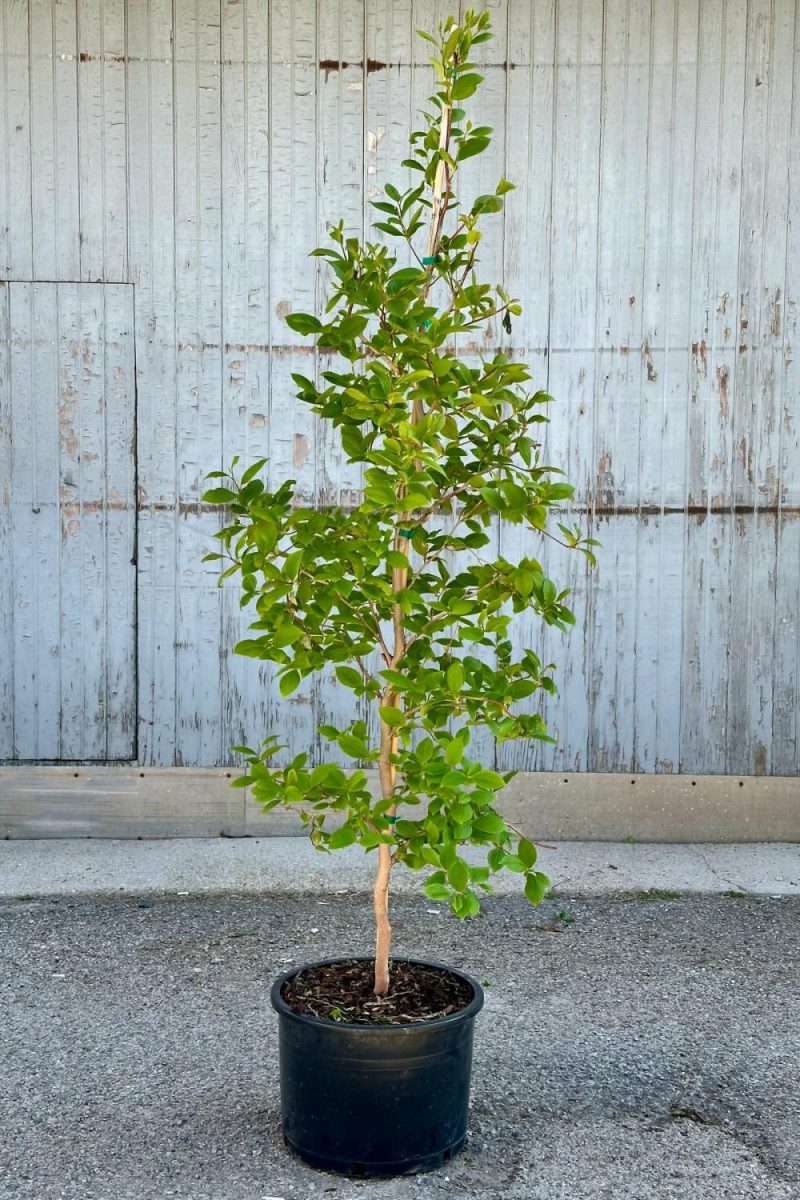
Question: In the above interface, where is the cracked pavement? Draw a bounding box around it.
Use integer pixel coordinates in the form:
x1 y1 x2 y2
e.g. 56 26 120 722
1 892 798 1200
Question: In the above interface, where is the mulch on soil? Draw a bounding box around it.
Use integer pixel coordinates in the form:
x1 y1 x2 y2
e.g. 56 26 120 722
281 958 474 1025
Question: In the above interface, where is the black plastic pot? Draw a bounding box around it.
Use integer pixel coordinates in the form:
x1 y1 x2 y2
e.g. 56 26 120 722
270 957 484 1176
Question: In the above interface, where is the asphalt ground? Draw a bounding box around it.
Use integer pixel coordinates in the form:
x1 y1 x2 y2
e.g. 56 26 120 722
1 890 798 1200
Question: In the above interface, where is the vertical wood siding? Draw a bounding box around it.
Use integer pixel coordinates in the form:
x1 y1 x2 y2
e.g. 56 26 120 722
0 281 136 759
0 0 798 774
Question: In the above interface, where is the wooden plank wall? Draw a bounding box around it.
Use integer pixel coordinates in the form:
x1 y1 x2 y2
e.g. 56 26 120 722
0 281 136 760
0 0 797 775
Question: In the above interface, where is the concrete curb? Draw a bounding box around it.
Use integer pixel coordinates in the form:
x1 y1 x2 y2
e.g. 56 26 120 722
4 767 800 842
1 837 797 900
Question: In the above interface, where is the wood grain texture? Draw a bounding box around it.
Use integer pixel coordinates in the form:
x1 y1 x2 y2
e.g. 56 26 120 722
0 0 797 777
0 0 33 279
126 0 179 767
0 283 136 761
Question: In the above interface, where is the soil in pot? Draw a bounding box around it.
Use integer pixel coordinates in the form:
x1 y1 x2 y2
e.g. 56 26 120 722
281 958 473 1024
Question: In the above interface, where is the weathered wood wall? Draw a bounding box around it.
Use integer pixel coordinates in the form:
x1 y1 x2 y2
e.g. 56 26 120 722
0 281 136 760
0 0 798 775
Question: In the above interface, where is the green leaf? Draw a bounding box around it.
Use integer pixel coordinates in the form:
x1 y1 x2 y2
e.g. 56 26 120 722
448 597 475 616
447 858 470 892
517 838 537 869
341 425 365 459
234 639 266 658
279 670 301 697
416 739 434 764
240 458 268 486
487 847 506 871
473 768 506 791
509 679 538 700
457 135 490 161
472 193 504 216
202 487 237 504
518 437 533 466
451 891 480 918
379 706 405 727
446 661 464 694
285 312 323 335
473 811 507 836
282 549 303 579
328 826 357 849
423 880 451 902
514 569 535 598
397 492 429 511
381 669 410 691
394 819 419 838
339 734 367 758
525 871 550 905
444 739 464 766
387 267 424 291
335 666 363 690
291 372 315 391
310 763 339 787
273 623 304 648
365 483 396 507
451 72 483 100
425 817 441 844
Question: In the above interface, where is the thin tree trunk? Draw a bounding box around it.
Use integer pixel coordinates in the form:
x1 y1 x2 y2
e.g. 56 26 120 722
374 718 398 996
373 845 393 996
372 97 453 999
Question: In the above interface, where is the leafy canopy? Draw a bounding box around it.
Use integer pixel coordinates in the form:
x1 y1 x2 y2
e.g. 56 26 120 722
204 10 597 919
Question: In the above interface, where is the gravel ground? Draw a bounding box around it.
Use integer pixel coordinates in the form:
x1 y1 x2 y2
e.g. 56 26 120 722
1 892 798 1200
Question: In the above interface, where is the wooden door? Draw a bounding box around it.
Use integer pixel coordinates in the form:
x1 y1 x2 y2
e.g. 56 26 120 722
0 282 136 761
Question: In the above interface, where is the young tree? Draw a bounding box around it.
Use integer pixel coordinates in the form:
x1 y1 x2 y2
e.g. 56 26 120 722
204 10 597 997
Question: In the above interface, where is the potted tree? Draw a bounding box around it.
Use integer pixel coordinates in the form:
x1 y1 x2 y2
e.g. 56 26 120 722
204 9 596 1178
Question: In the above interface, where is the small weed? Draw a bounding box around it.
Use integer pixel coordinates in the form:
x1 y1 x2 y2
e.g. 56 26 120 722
722 889 749 899
556 910 575 926
481 979 493 988
622 835 637 845
329 1007 346 1022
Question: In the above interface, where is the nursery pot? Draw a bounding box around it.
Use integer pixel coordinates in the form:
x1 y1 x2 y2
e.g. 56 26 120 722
270 957 484 1176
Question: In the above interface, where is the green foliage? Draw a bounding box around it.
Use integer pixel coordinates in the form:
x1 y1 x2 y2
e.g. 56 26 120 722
204 10 597 920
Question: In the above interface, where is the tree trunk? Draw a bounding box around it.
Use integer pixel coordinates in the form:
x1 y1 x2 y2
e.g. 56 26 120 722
374 720 397 996
372 97 453 998
373 842 392 996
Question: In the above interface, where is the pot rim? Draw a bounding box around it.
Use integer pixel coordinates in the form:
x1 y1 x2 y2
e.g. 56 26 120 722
270 955 485 1031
